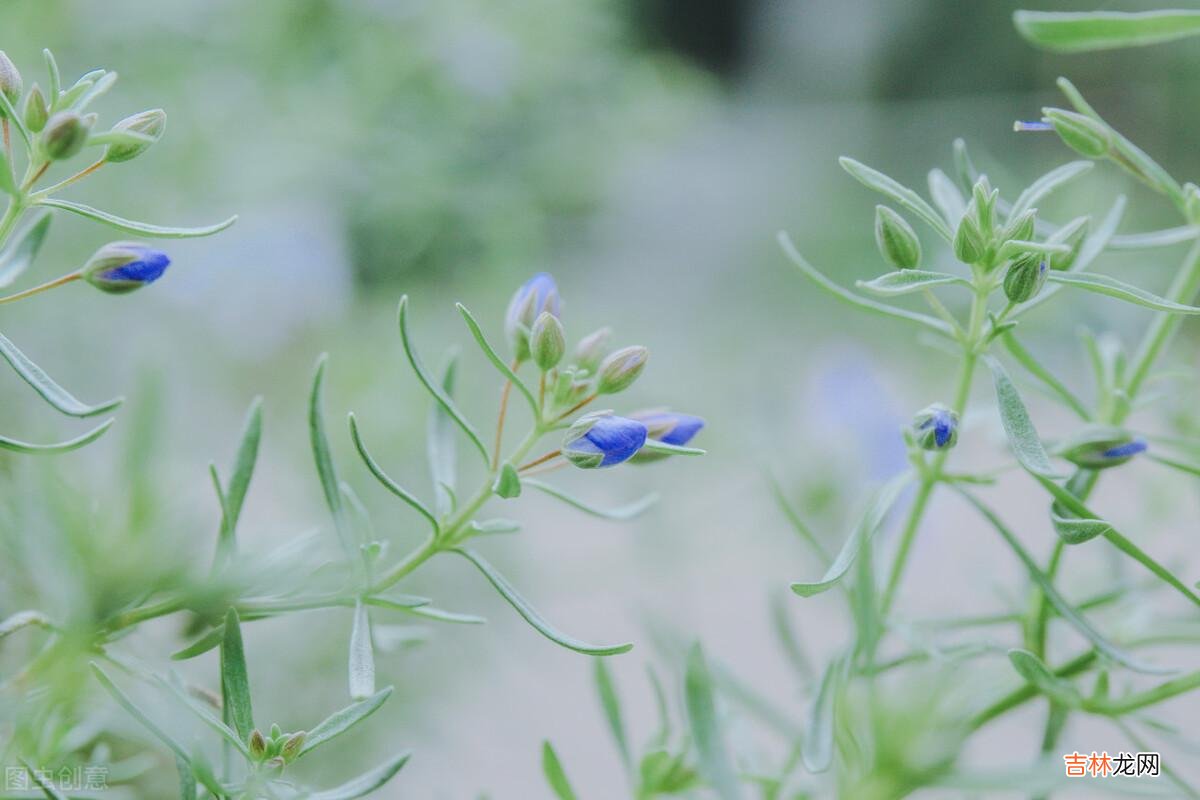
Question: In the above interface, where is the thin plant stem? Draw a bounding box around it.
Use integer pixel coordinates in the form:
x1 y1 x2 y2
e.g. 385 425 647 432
35 158 104 197
0 271 80 304
490 358 521 471
21 161 49 192
555 392 597 423
519 449 560 472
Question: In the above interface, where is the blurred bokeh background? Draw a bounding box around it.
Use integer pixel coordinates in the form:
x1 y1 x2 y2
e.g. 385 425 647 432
2 0 1200 796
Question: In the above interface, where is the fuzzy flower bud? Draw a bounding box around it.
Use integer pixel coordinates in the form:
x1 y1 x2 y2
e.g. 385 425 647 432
1060 428 1147 470
873 205 921 269
81 242 171 294
504 272 560 360
1003 254 1048 303
953 209 986 265
105 108 166 163
629 410 705 463
913 403 959 451
0 51 21 115
1044 109 1111 159
23 84 47 133
41 111 89 160
1047 217 1088 271
280 731 306 763
1002 209 1036 244
596 345 647 395
572 327 612 373
248 729 267 760
563 412 648 469
529 310 565 371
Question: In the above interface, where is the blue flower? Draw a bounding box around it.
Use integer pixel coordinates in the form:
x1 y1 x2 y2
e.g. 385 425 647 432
913 403 959 451
628 410 705 463
81 242 171 294
1061 428 1146 470
1101 440 1147 460
505 272 560 359
1013 120 1054 132
563 412 647 469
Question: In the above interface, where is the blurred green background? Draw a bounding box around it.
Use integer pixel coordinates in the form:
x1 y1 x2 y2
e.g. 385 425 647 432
2 0 1200 796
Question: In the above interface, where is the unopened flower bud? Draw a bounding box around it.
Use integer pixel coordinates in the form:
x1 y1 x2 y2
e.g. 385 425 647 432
0 51 21 114
504 273 560 361
563 412 647 469
40 111 89 160
874 205 921 269
105 108 166 163
1044 109 1111 159
81 241 171 294
971 176 997 235
596 345 647 394
1060 428 1147 470
23 84 47 133
248 729 267 760
280 731 306 763
913 403 959 451
1003 209 1036 244
572 327 611 373
1047 217 1088 271
629 410 705 463
270 723 283 740
953 210 986 265
1003 253 1048 303
529 310 565 371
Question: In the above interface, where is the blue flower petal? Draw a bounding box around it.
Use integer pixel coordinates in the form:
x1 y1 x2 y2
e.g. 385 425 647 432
566 415 647 468
1101 439 1147 460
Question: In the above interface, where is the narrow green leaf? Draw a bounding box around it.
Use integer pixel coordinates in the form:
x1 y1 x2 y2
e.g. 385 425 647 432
1110 225 1200 250
470 517 521 535
310 355 354 561
1047 271 1200 314
90 662 191 761
0 610 52 639
428 350 458 518
684 644 741 800
1008 649 1083 708
348 413 438 532
0 418 114 455
594 659 632 773
1049 505 1112 545
954 489 1172 675
1015 10 1200 53
223 397 262 533
18 757 66 800
523 477 657 521
542 742 579 800
996 239 1071 261
0 213 51 288
170 627 224 661
856 270 970 296
791 472 911 597
299 686 394 758
36 198 237 238
927 168 966 227
637 438 705 457
1000 333 1090 420
87 129 155 149
1008 161 1093 220
769 474 831 565
395 604 485 625
457 303 539 416
1148 452 1200 479
453 547 633 655
176 755 197 800
220 608 254 741
839 157 954 240
802 655 846 773
309 752 412 800
398 296 489 465
155 675 252 759
778 233 953 337
0 331 121 417
0 143 14 197
984 356 1060 478
363 592 431 610
348 601 376 700
43 49 61 108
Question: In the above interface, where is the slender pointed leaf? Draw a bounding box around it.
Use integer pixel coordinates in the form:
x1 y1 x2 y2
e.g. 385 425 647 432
90 662 191 761
309 752 411 800
363 593 431 611
300 686 394 758
1110 225 1200 250
0 332 123 417
457 303 539 416
1047 271 1200 314
1001 333 1090 420
398 296 489 465
984 356 1059 477
36 198 236 238
523 477 657 521
927 168 966 226
839 157 953 240
155 675 251 759
453 547 632 655
791 471 911 597
348 413 438 532
778 233 953 336
856 270 970 296
222 397 262 532
428 351 459 518
0 213 51 288
542 742 579 800
1008 649 1083 708
220 608 254 740
594 659 631 773
176 755 196 800
1008 161 1093 220
685 644 741 800
803 655 846 773
348 601 376 700
19 758 66 800
635 438 705 457
396 604 486 625
1015 10 1200 53
171 627 224 661
310 355 355 562
1018 196 1127 317
0 418 113 454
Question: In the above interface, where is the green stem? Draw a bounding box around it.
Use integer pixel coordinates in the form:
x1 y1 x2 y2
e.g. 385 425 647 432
0 270 80 304
1123 238 1200 407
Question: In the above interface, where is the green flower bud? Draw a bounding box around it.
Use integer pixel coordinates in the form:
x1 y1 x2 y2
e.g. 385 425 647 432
912 403 959 451
572 327 611 373
23 84 47 133
269 723 283 741
0 51 22 114
1044 109 1111 159
596 345 647 395
248 729 267 760
1003 253 1048 303
81 242 170 294
529 310 565 371
1047 216 1089 271
40 111 89 160
280 731 306 763
105 108 166 163
953 210 986 265
1059 427 1146 470
971 176 997 236
873 205 921 269
1002 209 1036 244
